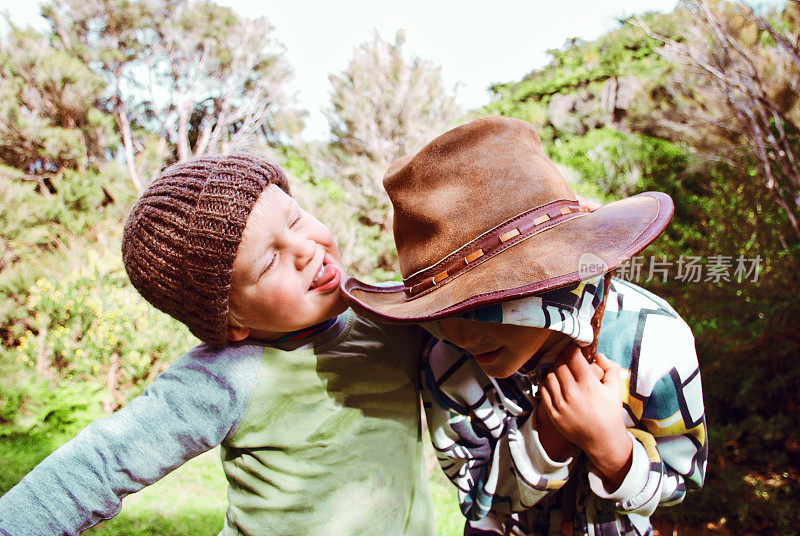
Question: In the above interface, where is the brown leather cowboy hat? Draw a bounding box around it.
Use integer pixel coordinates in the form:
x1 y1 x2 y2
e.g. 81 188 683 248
342 116 673 323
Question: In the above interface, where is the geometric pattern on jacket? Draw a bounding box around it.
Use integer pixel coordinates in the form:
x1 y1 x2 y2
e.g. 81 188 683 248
421 277 708 536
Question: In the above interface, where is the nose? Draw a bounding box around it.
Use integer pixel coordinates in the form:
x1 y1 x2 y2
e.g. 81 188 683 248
289 235 316 270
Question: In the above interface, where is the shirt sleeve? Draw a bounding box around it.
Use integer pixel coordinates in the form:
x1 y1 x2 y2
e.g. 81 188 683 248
0 342 262 536
421 340 573 522
587 319 708 517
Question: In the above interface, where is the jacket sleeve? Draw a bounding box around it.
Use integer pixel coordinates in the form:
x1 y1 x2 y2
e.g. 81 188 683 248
421 340 574 521
587 318 708 517
0 342 261 536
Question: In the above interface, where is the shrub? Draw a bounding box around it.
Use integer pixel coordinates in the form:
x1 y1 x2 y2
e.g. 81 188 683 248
2 247 196 422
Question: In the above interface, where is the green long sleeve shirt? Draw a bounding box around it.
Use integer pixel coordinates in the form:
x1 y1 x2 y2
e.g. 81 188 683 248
0 310 435 536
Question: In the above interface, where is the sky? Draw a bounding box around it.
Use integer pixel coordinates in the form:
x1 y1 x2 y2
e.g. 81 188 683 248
0 0 684 139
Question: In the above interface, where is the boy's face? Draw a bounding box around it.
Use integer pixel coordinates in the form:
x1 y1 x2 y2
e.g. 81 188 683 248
438 318 552 378
228 184 347 341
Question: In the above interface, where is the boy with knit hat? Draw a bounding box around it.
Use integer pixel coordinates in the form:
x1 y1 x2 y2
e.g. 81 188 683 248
343 117 708 535
0 154 435 536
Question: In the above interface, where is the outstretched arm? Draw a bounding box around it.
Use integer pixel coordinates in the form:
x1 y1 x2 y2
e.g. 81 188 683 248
0 343 260 536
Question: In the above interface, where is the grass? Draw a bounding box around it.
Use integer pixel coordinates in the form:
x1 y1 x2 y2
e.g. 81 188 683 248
429 466 464 536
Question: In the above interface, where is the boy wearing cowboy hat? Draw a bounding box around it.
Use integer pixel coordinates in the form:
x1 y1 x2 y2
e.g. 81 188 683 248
0 154 436 536
343 117 707 535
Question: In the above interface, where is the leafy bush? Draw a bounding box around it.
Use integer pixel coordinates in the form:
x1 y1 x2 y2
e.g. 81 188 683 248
4 247 196 407
0 163 134 343
546 128 690 197
622 148 800 533
487 12 679 109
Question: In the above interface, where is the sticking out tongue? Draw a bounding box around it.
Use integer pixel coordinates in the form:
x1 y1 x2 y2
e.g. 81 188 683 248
309 262 336 291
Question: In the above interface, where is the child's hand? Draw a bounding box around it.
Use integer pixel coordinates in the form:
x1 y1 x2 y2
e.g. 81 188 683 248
535 361 604 461
535 401 573 462
540 345 633 489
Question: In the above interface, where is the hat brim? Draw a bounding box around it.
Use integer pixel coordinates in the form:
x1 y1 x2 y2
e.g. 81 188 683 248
342 192 673 324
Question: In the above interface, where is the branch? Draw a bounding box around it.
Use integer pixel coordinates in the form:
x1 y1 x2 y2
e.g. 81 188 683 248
740 1 800 72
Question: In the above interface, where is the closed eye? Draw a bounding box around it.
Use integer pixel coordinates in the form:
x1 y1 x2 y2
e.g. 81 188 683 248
262 252 278 276
289 211 302 228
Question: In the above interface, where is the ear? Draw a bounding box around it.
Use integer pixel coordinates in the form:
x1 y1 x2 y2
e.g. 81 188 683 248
227 325 251 342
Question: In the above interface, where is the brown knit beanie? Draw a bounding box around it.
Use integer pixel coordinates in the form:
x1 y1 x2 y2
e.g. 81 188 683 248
121 153 290 347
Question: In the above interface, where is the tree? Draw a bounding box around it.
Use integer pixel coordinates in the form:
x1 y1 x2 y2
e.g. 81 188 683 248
42 0 296 189
0 21 115 185
324 30 460 234
138 1 295 163
634 0 800 241
43 0 171 190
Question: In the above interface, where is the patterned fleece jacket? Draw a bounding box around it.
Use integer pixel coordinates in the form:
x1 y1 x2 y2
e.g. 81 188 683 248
421 276 707 536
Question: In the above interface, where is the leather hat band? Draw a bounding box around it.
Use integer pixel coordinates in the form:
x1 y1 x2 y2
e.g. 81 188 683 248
403 199 588 299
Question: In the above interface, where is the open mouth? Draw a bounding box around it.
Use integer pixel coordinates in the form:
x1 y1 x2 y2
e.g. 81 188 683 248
308 257 341 293
473 348 503 364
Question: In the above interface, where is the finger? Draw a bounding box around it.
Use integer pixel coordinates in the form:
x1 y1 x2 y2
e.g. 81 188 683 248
565 347 596 383
554 343 581 365
544 371 565 410
595 353 621 386
553 343 582 371
589 362 604 381
540 383 556 415
594 352 617 373
554 361 577 394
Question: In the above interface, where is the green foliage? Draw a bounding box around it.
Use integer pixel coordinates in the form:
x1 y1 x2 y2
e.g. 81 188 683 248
481 98 550 130
627 152 800 533
0 163 134 342
487 4 800 528
488 12 678 110
0 374 103 438
0 24 116 171
0 241 196 440
278 144 345 203
9 249 195 386
546 128 690 197
0 1 797 532
44 0 296 164
0 379 105 491
0 158 193 430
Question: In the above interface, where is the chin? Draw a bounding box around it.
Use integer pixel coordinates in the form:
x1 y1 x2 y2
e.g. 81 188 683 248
320 294 348 320
478 364 517 379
